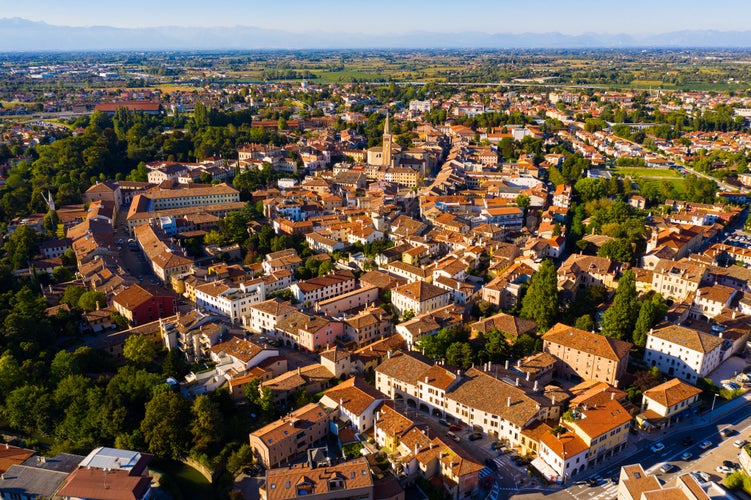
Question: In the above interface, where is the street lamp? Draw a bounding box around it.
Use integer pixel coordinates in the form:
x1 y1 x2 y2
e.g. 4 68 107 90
711 393 718 412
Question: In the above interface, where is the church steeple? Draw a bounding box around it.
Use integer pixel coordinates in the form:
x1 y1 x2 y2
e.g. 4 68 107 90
382 112 393 167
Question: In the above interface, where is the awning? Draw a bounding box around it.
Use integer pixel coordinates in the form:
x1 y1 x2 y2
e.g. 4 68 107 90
531 457 560 483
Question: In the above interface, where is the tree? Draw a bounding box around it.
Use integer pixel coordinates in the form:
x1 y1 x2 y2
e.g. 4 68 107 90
632 300 655 348
191 395 224 452
226 444 255 475
52 266 75 283
597 238 634 263
4 385 54 435
446 342 473 369
520 259 558 331
482 329 510 363
4 225 39 270
61 286 86 308
141 391 192 460
515 194 530 214
51 350 81 380
601 270 639 341
77 291 107 312
162 349 190 379
575 315 594 331
259 387 275 418
123 335 157 367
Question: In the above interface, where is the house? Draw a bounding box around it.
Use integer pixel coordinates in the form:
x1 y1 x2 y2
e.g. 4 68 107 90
643 324 728 383
250 403 334 468
542 323 632 387
637 378 702 430
342 306 393 347
276 311 344 352
246 298 297 336
209 337 279 371
373 404 415 450
391 281 452 318
112 284 177 326
319 377 389 433
262 249 303 275
57 447 152 500
261 364 335 404
260 457 373 500
617 463 722 499
306 232 346 254
0 452 82 500
470 312 537 340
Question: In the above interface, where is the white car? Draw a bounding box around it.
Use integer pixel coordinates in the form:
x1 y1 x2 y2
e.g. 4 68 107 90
716 465 733 475
699 441 712 450
733 439 747 448
650 443 665 453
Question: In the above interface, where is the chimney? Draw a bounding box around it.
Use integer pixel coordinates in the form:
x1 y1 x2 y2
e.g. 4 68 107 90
552 395 556 405
611 392 615 400
297 366 301 375
387 350 392 359
505 360 509 370
507 397 512 407
533 380 538 391
526 371 530 381
457 370 462 379
425 376 429 384
517 359 521 367
515 377 519 386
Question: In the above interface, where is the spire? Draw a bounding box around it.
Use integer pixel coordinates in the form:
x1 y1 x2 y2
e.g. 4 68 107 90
383 112 391 136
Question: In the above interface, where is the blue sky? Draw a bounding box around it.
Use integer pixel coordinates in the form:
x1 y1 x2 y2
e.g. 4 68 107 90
2 0 750 34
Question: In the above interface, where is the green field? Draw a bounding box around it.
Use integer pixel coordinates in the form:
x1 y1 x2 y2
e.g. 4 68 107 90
613 167 682 179
151 459 216 500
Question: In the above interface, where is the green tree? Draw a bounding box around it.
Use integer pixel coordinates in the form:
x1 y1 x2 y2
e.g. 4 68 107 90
226 444 255 475
123 335 157 367
633 300 655 348
4 225 39 270
597 238 634 263
445 342 473 369
515 194 531 214
482 329 510 363
520 259 558 331
162 349 190 379
141 391 192 460
575 315 594 331
77 290 107 312
601 270 639 341
61 286 86 308
191 395 224 452
4 385 55 435
51 350 82 380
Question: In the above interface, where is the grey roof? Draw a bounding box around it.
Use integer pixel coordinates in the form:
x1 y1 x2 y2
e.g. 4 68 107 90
0 464 69 497
22 452 84 473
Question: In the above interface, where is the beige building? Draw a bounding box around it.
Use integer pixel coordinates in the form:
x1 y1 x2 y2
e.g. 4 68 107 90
391 281 452 318
542 323 632 387
249 403 334 468
650 259 708 301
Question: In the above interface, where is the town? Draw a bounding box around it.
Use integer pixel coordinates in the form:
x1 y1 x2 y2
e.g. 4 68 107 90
1 48 751 500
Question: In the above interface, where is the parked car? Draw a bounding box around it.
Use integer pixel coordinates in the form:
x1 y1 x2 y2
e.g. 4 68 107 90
691 471 711 483
723 460 738 469
650 443 665 453
680 452 692 461
586 477 599 487
438 418 449 427
469 432 483 441
447 431 460 442
721 427 733 437
449 424 463 432
716 465 733 475
660 463 675 474
699 440 713 450
491 441 504 450
734 439 747 448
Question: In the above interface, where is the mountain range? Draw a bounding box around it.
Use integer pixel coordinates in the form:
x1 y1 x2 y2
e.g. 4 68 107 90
3 18 751 51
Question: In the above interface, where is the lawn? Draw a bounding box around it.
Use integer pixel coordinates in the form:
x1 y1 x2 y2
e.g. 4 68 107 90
151 458 216 500
613 167 682 179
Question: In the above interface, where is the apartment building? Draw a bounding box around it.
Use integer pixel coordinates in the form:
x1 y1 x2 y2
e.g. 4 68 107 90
246 298 297 336
194 279 266 324
650 259 709 301
319 377 389 433
290 270 356 305
542 323 632 387
391 281 452 318
249 403 334 469
276 311 344 352
643 324 727 383
342 306 393 347
315 286 380 317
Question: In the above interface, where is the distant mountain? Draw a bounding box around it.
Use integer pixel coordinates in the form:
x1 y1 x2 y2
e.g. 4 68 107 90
2 18 751 51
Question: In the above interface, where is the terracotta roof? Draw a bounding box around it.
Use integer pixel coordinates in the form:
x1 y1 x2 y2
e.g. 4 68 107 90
620 464 661 499
374 404 414 439
263 457 372 500
0 445 35 474
320 377 387 416
643 378 702 408
210 338 264 364
470 312 537 337
543 323 632 361
539 428 588 459
375 351 432 387
392 281 450 303
570 399 631 440
56 467 151 500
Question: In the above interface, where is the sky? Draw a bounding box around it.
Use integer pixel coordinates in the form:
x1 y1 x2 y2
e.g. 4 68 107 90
1 0 751 35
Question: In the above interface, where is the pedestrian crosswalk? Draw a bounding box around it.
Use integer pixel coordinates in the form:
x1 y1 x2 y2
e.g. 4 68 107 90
484 483 499 500
574 474 618 499
479 467 493 479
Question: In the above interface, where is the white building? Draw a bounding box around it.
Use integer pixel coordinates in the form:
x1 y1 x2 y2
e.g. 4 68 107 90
195 279 266 324
391 281 452 317
644 325 728 383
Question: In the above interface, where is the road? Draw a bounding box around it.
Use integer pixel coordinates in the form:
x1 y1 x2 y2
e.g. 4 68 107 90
510 394 751 500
